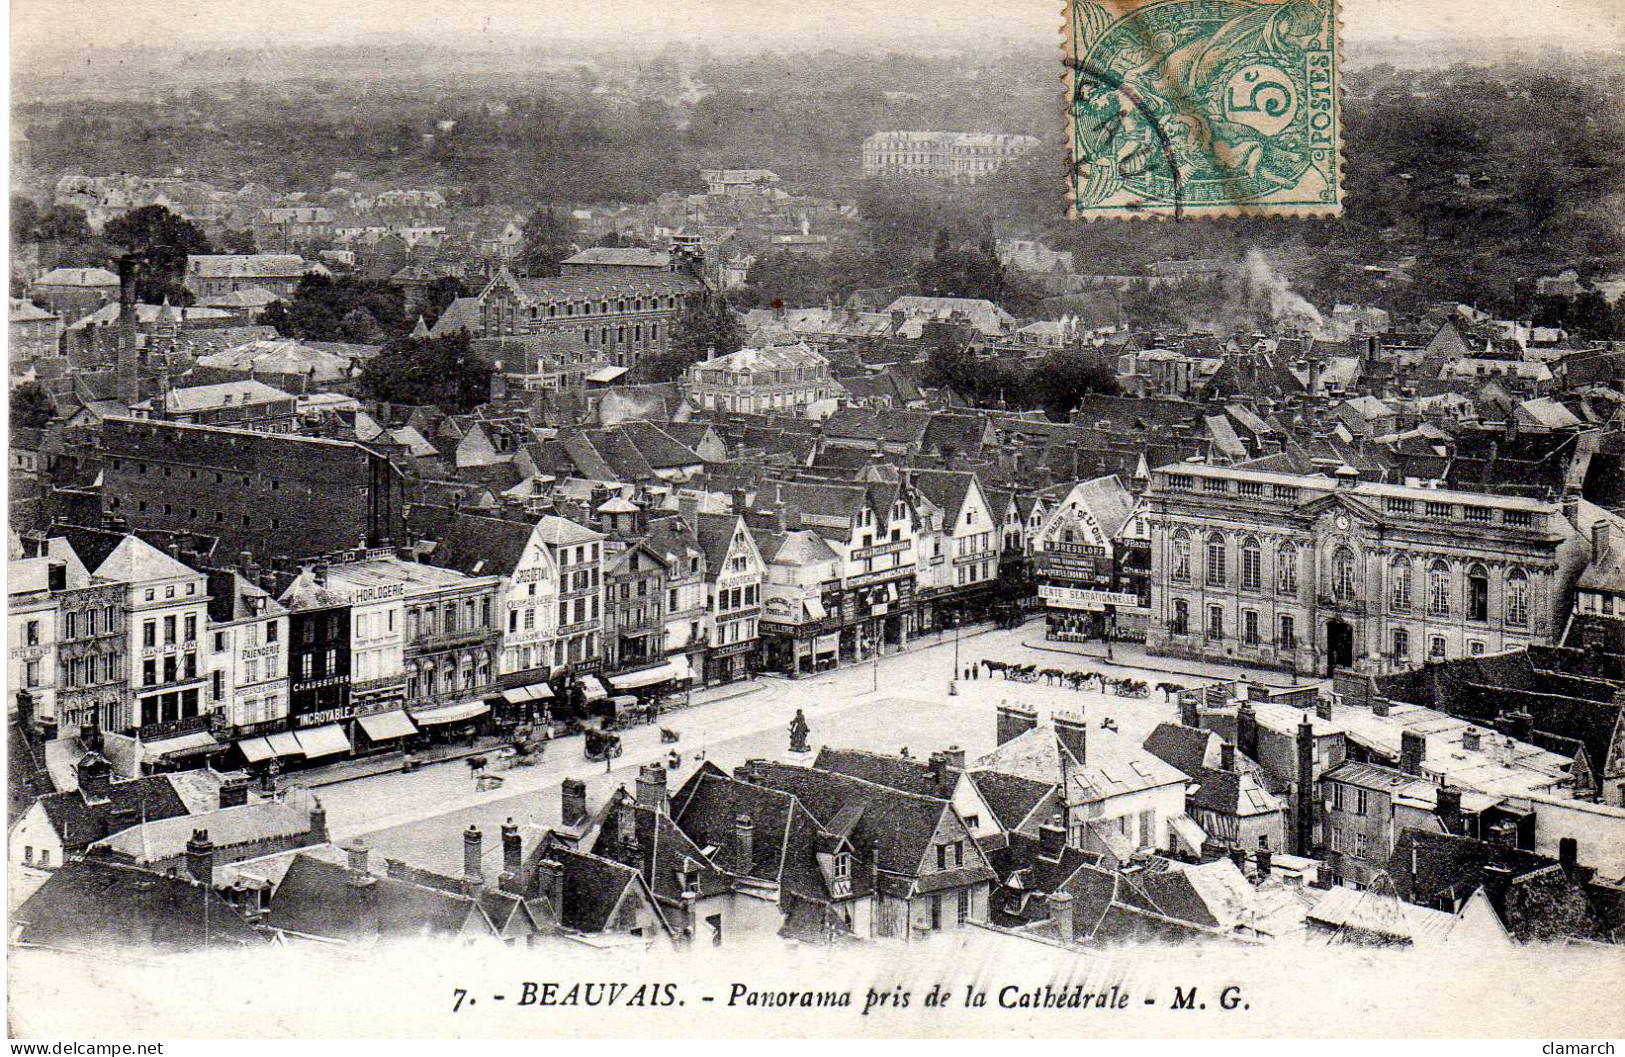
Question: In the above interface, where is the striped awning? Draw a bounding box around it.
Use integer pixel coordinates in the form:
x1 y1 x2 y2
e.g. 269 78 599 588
294 724 353 759
143 729 221 760
356 710 417 742
501 682 554 704
610 662 679 691
411 700 490 726
237 736 275 763
580 676 609 702
265 731 305 758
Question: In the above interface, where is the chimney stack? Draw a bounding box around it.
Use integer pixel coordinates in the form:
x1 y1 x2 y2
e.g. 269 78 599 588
309 796 328 842
185 828 215 888
1180 692 1200 729
1462 727 1481 752
733 813 755 871
1294 717 1316 856
635 762 668 815
1047 889 1075 944
996 702 1038 746
1053 711 1088 766
500 818 522 892
1237 700 1258 760
537 858 564 917
219 775 251 809
1400 730 1426 776
561 778 588 829
342 837 372 884
1219 741 1236 772
1558 837 1579 874
617 794 639 850
1315 695 1334 721
940 746 966 772
1436 786 1462 835
462 825 484 892
1038 812 1066 860
76 752 113 806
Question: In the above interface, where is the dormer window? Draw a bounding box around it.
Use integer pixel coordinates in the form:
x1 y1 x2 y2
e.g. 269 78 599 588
832 851 852 897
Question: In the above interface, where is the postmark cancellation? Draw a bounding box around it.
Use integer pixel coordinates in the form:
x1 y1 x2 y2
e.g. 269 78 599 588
1065 0 1343 220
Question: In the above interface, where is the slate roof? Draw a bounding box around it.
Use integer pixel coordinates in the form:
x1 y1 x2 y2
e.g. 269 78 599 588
812 747 958 800
14 858 264 951
94 534 202 584
965 770 1057 832
590 798 732 908
425 512 536 580
669 765 822 897
265 853 480 944
39 772 192 850
33 267 120 288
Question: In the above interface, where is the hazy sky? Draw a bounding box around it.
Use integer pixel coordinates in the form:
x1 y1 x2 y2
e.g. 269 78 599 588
11 0 1624 56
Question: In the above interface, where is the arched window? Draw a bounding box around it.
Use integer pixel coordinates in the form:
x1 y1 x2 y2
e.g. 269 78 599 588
1506 568 1530 627
1170 530 1191 584
1390 556 1413 612
1205 533 1227 587
1171 598 1189 635
1428 560 1452 617
1467 563 1490 622
1241 538 1262 592
1332 547 1357 602
1277 543 1298 595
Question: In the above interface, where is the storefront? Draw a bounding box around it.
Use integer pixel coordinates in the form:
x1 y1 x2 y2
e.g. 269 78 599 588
831 574 915 663
1039 585 1142 642
608 655 693 707
139 728 224 774
707 641 756 685
353 708 420 754
235 730 306 774
491 680 553 729
409 699 491 743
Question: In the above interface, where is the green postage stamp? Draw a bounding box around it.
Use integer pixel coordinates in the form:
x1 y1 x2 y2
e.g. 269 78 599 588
1066 0 1342 220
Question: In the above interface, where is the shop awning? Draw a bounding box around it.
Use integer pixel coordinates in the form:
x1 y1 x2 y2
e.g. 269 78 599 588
295 724 353 759
265 731 305 758
803 597 826 621
357 710 418 742
610 662 679 690
143 729 221 760
580 677 609 702
668 654 693 683
411 701 491 726
237 736 275 763
501 682 554 704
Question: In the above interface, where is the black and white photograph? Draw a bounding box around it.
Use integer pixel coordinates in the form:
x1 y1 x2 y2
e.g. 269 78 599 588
5 0 1625 1041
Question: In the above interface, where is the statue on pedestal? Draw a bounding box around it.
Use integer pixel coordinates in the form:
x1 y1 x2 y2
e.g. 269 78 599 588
788 708 811 754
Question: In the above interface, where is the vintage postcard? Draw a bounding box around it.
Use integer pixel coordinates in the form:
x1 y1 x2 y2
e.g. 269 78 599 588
6 0 1625 1043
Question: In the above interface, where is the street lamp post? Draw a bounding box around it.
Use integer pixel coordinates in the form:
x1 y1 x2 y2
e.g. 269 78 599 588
949 613 961 695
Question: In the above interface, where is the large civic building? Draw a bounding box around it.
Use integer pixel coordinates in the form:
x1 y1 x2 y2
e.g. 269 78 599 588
861 132 1041 184
1143 462 1593 675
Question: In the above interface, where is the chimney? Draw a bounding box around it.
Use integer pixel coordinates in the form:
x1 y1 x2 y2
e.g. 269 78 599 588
499 818 523 892
313 562 328 586
561 778 588 829
1434 785 1462 835
1315 696 1333 721
996 702 1038 746
537 858 564 917
1180 692 1200 729
1372 697 1391 717
462 824 484 892
1038 812 1066 859
185 828 215 887
1294 717 1316 856
940 746 966 772
1254 848 1272 879
1503 708 1534 745
1237 700 1258 760
308 796 328 842
731 487 749 515
617 796 640 850
342 837 372 883
490 359 507 403
76 752 113 806
1400 730 1426 776
1558 837 1578 874
1053 711 1088 766
733 813 755 871
1219 741 1236 772
1462 726 1482 752
1047 889 1075 944
219 775 250 809
635 762 668 815
1593 522 1613 561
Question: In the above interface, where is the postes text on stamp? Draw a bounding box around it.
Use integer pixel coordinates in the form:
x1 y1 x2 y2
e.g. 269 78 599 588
1065 0 1342 220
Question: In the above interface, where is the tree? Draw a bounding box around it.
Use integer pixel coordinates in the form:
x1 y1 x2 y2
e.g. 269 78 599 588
266 273 408 342
218 228 259 254
517 207 576 277
10 382 56 428
1021 351 1121 421
357 333 493 412
103 205 214 304
642 295 744 382
32 205 93 246
11 195 40 246
424 275 470 324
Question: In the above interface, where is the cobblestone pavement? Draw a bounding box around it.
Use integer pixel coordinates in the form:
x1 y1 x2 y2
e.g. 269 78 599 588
312 621 1317 876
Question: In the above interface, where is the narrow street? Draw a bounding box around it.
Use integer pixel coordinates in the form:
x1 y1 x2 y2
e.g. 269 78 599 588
313 621 1316 876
